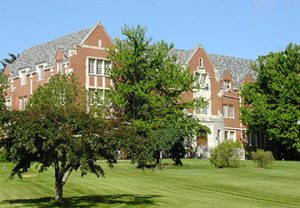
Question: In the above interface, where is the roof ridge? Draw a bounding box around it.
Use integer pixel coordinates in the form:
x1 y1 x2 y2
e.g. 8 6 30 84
22 27 92 52
208 53 255 62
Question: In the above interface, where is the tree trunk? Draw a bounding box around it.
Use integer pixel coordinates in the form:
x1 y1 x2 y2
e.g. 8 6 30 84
54 167 72 203
55 177 63 203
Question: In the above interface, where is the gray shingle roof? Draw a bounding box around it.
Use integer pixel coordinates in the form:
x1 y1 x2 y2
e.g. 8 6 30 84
169 48 194 64
208 54 256 87
9 27 91 77
171 48 256 87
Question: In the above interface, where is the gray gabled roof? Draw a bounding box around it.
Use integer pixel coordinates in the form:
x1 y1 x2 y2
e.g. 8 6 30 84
169 48 194 64
9 27 91 77
207 54 256 86
170 48 255 87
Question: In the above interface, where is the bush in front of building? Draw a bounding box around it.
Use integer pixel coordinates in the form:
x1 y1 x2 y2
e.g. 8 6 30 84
0 148 9 162
210 140 243 168
252 149 274 168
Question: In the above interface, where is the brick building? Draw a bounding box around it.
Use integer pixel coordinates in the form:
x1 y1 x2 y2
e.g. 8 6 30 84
3 23 255 155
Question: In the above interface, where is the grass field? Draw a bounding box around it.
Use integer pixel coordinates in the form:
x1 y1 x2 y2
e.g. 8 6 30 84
0 159 300 208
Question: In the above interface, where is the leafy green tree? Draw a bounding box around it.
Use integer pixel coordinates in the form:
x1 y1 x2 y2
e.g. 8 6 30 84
240 43 300 152
0 73 7 110
0 74 117 203
108 25 208 167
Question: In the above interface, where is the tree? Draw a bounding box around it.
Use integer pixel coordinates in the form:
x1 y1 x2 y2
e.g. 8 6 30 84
0 73 7 110
0 74 117 203
0 73 8 142
1 53 18 71
108 25 208 167
240 43 300 152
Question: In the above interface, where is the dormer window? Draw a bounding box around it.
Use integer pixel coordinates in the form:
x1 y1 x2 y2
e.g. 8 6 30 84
223 80 231 91
37 64 45 80
19 69 27 85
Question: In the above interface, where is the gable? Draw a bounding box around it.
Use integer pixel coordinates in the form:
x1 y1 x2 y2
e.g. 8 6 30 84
54 48 64 61
81 24 113 49
222 70 233 81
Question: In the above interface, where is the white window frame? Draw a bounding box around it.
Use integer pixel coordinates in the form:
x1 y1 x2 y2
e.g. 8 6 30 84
19 97 23 111
96 59 103 75
57 61 63 74
5 97 11 110
37 64 45 81
223 80 231 91
194 71 208 88
229 105 234 118
225 130 236 141
88 58 110 76
23 96 28 110
19 69 28 86
223 105 228 118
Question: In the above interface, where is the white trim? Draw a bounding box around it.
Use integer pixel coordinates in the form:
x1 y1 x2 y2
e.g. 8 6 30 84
82 44 106 51
5 97 11 110
224 127 243 131
36 64 46 81
19 68 29 86
30 74 33 95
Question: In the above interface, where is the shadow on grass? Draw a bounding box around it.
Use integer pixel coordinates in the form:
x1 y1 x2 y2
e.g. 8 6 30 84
1 194 161 207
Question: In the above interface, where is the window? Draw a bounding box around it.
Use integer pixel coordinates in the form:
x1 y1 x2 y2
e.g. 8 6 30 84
37 65 45 80
19 97 23 111
88 58 109 75
223 104 234 118
223 105 228 118
199 58 204 67
57 61 63 74
229 131 235 140
88 89 105 106
96 59 103 75
88 59 95 74
196 106 208 115
23 96 28 110
223 80 231 91
194 72 208 88
229 105 234 118
225 130 235 141
5 97 11 110
104 60 111 75
20 70 27 85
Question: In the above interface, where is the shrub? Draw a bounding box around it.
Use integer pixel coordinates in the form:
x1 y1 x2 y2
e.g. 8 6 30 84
210 140 243 168
252 149 274 168
0 148 9 162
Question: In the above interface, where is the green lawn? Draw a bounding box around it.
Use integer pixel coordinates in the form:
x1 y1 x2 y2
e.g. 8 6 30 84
0 159 300 208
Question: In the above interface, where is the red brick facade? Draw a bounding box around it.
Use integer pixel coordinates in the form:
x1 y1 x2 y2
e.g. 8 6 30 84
3 23 254 152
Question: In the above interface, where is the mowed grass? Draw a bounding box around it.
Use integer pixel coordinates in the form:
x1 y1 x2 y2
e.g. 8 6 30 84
0 159 300 208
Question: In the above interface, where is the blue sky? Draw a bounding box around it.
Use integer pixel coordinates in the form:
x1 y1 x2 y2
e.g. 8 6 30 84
1 0 299 61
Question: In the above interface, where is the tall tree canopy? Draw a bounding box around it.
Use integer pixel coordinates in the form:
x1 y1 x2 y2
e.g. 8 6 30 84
0 74 117 203
108 25 208 166
240 43 300 152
